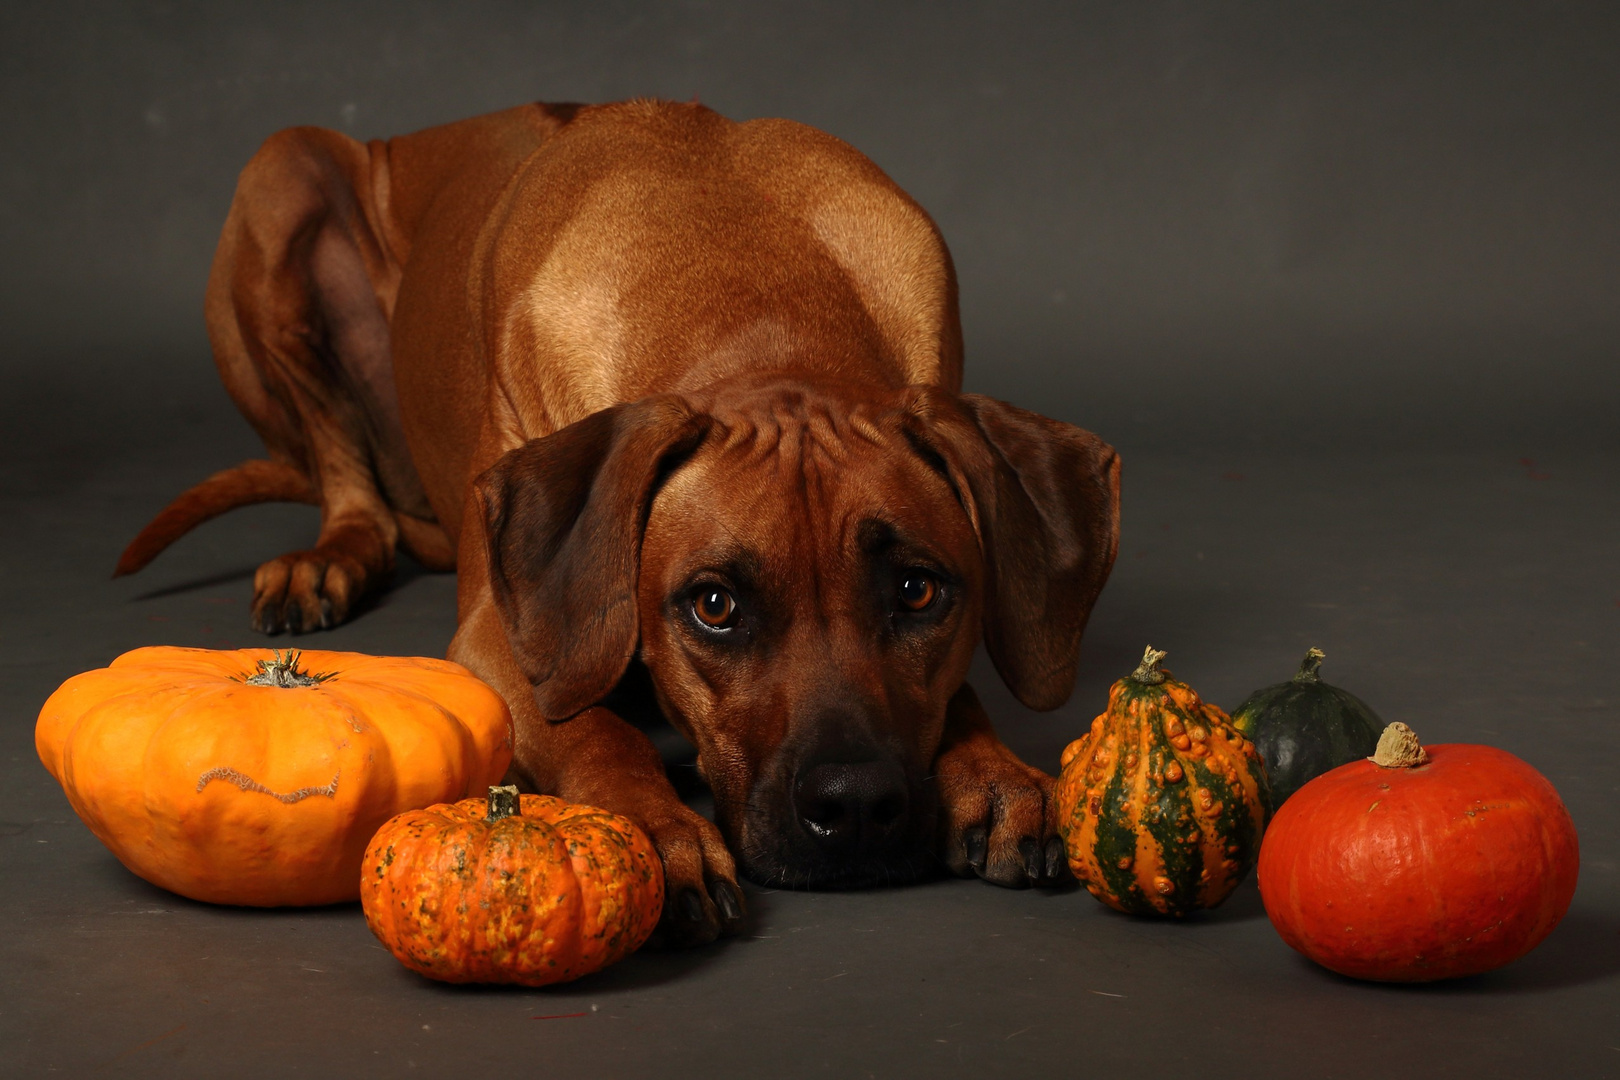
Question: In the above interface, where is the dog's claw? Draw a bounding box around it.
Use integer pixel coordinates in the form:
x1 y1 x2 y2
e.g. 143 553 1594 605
964 826 988 872
677 887 704 922
1020 836 1041 882
1044 835 1067 882
711 880 744 923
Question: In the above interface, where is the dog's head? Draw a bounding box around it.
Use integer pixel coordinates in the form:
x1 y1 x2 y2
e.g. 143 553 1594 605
475 376 1119 887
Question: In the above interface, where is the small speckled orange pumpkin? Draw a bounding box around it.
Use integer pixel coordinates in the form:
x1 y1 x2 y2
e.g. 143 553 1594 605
360 786 664 985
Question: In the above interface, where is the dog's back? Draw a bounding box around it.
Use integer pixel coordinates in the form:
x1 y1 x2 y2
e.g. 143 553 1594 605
118 100 965 578
390 100 964 541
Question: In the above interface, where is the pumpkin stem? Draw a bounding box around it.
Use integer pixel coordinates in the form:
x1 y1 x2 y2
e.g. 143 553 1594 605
486 784 521 822
1370 722 1430 768
1130 646 1169 685
241 650 332 688
1293 647 1326 683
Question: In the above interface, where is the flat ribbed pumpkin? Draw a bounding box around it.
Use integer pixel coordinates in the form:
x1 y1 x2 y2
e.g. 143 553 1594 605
1056 646 1272 916
35 647 513 906
360 787 664 985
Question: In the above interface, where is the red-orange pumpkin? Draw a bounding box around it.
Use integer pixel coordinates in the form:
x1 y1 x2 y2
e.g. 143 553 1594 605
1258 723 1579 982
360 787 664 986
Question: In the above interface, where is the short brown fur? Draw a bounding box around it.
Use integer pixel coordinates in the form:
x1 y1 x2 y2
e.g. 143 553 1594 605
120 101 1120 945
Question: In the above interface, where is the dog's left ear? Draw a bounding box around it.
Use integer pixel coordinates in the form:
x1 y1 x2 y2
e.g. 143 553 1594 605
899 389 1120 711
474 396 709 720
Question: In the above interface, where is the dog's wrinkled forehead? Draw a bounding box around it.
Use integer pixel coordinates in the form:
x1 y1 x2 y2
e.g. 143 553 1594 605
679 378 947 498
666 383 941 511
692 379 896 454
645 381 972 575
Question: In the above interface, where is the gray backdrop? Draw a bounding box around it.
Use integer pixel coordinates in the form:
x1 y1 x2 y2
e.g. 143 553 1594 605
4 6 1619 1077
3 0 1617 454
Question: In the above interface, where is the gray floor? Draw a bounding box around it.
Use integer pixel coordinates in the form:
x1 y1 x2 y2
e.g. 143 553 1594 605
3 366 1617 1079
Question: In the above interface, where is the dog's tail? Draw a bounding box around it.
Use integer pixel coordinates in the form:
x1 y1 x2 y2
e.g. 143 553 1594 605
114 459 317 577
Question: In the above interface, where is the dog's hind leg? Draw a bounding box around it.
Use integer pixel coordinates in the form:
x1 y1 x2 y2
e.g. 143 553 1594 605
138 124 441 632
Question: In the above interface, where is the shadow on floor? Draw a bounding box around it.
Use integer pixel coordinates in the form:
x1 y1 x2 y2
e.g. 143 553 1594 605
1284 905 1620 994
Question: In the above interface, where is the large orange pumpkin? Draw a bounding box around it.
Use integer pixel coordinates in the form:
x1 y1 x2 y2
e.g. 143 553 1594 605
360 787 664 985
1258 722 1579 981
35 647 513 906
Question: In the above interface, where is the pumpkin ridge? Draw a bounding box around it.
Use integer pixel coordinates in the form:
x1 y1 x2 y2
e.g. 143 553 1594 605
1185 739 1244 907
477 806 577 980
1090 721 1142 907
50 675 176 793
109 645 249 678
511 815 587 980
323 679 477 801
1140 719 1198 915
398 815 462 969
393 677 509 791
136 680 255 878
36 670 140 780
448 822 496 980
363 819 421 951
557 825 616 976
428 823 479 977
136 681 251 894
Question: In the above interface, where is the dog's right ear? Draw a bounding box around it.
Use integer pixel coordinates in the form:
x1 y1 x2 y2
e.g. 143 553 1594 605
896 388 1120 712
474 396 709 720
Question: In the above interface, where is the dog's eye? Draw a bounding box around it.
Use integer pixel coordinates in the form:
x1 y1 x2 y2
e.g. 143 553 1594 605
897 571 938 612
692 587 738 629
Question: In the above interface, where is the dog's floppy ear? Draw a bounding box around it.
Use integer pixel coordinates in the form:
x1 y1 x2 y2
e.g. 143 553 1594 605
900 388 1120 711
474 396 708 720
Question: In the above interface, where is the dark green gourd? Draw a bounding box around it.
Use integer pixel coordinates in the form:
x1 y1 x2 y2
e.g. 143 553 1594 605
1230 649 1384 805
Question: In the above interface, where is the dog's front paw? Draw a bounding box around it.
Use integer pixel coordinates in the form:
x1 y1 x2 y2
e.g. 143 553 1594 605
633 802 747 949
251 546 371 634
935 738 1069 889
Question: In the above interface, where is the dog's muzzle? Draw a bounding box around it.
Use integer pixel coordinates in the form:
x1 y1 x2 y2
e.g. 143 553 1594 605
792 758 910 853
729 741 937 889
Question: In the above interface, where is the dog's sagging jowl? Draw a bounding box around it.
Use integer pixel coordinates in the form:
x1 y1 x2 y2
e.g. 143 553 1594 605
116 99 1120 944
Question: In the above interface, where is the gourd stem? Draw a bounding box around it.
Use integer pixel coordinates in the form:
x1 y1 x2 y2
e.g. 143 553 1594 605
1130 646 1168 685
486 784 521 822
241 650 331 688
1371 723 1430 768
1293 647 1325 683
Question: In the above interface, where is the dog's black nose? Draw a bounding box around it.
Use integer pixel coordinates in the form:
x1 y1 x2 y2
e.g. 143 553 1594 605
793 759 909 852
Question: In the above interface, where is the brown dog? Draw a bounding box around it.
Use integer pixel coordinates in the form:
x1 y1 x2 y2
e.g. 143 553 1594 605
117 101 1120 945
